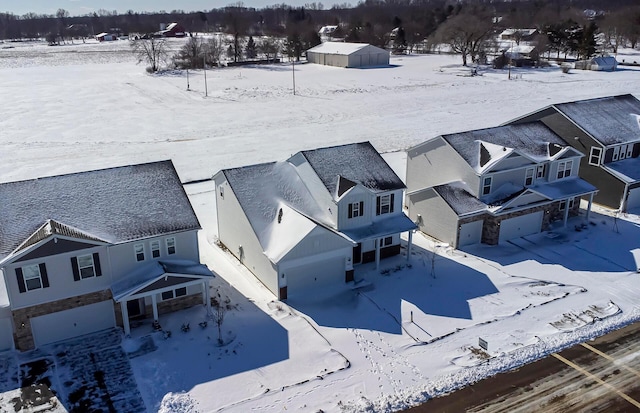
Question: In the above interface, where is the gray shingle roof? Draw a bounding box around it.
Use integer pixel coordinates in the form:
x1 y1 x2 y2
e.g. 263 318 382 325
433 183 487 216
553 94 640 145
442 122 566 170
300 141 405 198
0 160 200 259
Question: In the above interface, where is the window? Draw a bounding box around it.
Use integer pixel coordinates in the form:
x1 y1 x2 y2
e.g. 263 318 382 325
166 237 176 255
556 160 572 179
589 147 602 166
219 186 224 199
482 177 492 195
536 164 546 179
78 254 96 279
525 168 534 186
626 145 633 158
348 201 364 218
382 236 393 246
161 287 187 301
17 263 49 292
559 198 575 211
613 146 620 161
134 244 145 262
151 241 160 258
376 194 394 215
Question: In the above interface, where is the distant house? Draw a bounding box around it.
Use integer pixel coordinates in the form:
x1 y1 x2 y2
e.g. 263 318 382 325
96 32 117 42
506 45 539 66
406 122 597 248
500 28 538 43
318 25 338 36
213 142 416 300
0 161 213 351
507 94 640 212
306 42 390 68
575 56 617 71
156 22 186 38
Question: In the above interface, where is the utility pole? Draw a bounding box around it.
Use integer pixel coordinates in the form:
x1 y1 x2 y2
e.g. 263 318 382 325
186 68 190 90
292 58 296 95
204 55 208 97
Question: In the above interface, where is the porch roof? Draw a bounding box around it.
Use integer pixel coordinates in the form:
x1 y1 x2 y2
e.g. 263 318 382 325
530 178 598 200
340 213 417 242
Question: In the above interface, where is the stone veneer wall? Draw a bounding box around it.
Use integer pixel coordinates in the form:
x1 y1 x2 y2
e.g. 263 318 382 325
12 290 113 352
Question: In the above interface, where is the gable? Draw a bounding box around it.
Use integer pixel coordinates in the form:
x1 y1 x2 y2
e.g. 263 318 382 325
136 275 196 295
14 238 100 263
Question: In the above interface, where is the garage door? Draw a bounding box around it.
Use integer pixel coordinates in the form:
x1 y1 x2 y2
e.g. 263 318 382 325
459 220 483 247
0 317 13 351
284 256 345 298
626 187 640 212
30 300 115 347
499 211 543 242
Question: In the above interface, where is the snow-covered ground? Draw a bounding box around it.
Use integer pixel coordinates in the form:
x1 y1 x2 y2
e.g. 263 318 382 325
1 38 640 412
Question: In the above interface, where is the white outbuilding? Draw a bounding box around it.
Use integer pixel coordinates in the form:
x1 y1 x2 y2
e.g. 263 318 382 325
306 42 390 68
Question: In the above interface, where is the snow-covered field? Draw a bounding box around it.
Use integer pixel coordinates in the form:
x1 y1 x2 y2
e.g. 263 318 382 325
1 38 640 412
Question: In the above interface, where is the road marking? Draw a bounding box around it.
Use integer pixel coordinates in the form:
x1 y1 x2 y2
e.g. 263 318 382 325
581 342 640 379
552 353 640 409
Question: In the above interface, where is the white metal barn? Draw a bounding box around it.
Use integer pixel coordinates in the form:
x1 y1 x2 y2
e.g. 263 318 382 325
306 42 390 68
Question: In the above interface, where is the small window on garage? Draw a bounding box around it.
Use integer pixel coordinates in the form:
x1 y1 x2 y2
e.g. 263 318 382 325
134 244 145 262
151 241 161 258
166 237 176 255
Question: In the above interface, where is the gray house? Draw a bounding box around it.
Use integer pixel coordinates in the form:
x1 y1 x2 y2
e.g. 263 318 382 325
214 142 416 300
406 122 597 248
0 161 214 351
508 94 640 211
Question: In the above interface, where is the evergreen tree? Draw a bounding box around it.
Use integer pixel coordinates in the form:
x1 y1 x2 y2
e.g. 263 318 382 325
393 26 407 54
245 35 257 59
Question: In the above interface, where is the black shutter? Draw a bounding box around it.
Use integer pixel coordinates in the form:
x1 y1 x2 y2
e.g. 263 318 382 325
348 203 353 218
359 201 364 216
93 253 102 277
376 196 381 215
390 193 395 213
71 257 80 281
16 268 26 293
39 263 49 288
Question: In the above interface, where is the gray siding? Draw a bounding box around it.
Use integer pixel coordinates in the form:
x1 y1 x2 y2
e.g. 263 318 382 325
408 189 460 246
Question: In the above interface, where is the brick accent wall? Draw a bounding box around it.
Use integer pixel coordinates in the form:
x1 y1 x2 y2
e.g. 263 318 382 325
12 290 113 351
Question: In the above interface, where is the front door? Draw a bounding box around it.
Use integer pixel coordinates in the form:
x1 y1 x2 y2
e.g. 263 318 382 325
353 243 362 264
127 298 145 319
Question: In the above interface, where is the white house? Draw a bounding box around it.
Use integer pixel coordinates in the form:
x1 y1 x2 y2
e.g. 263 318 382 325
306 42 390 68
406 122 597 248
0 160 214 351
214 142 416 300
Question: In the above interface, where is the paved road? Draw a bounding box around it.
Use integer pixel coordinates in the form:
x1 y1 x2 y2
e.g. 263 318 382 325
408 321 640 412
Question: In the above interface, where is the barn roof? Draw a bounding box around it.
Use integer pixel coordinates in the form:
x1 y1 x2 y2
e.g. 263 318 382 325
553 94 640 145
0 160 200 260
307 42 385 55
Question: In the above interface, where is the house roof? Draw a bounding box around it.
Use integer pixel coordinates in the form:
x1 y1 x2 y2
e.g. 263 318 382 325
0 160 200 260
590 56 617 66
433 182 488 216
603 157 640 183
441 122 567 173
530 177 598 200
553 94 640 146
307 42 384 55
300 141 405 199
13 219 109 255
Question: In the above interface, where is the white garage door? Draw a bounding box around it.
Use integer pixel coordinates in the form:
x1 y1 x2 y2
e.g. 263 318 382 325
0 317 13 351
626 187 640 212
458 220 483 247
31 300 115 347
499 211 543 242
285 257 345 298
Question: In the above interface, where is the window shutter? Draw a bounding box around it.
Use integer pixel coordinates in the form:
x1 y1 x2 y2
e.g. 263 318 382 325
93 253 102 277
39 263 49 288
376 196 381 215
16 268 26 293
359 201 364 216
348 203 353 218
71 257 80 281
390 194 395 213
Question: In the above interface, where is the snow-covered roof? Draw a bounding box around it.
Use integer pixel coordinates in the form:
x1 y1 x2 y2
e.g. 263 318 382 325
0 160 200 260
554 94 640 146
530 177 597 200
318 26 338 35
433 182 487 216
590 56 617 66
442 122 567 173
300 141 405 199
507 45 536 54
500 28 538 37
341 213 416 242
307 42 383 55
603 157 640 183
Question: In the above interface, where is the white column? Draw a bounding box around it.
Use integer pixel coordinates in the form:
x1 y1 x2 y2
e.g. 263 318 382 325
407 231 413 262
586 193 594 221
120 301 130 336
563 199 570 227
375 238 381 270
151 294 159 321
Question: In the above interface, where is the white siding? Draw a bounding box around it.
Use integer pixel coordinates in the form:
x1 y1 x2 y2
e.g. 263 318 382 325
499 211 543 242
337 186 372 231
626 187 640 211
281 249 350 298
459 220 483 247
0 316 13 351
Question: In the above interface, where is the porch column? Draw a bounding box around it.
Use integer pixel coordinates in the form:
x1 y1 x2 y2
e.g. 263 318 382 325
120 301 131 336
586 193 594 221
151 294 159 321
407 231 413 262
375 238 381 270
563 198 570 227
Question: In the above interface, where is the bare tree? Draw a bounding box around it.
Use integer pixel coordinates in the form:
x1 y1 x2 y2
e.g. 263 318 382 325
432 10 494 66
214 303 227 345
130 37 168 72
258 37 281 62
206 35 225 66
174 36 206 68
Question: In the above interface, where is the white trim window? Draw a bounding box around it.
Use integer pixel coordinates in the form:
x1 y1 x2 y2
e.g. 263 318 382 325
525 168 534 186
77 254 96 279
161 286 187 301
348 201 364 218
376 194 394 215
589 147 602 166
381 236 393 246
626 144 633 158
556 160 572 179
559 198 576 211
536 164 546 179
23 264 44 291
151 240 161 258
613 145 620 161
482 176 492 195
134 243 145 262
166 237 176 255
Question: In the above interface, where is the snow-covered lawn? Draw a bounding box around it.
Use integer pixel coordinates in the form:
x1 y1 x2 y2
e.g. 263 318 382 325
1 39 640 412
